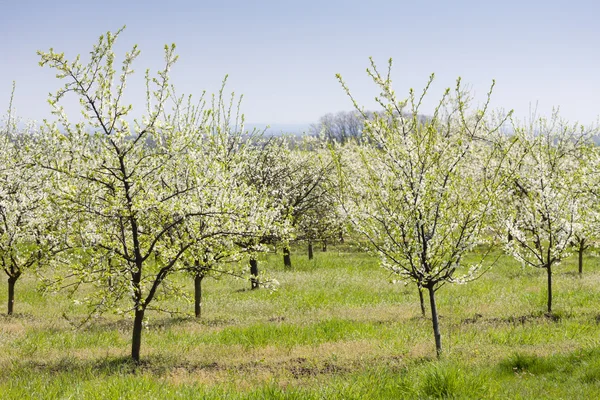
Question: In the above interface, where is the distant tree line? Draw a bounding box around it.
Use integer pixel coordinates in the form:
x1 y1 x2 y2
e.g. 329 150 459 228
309 110 431 143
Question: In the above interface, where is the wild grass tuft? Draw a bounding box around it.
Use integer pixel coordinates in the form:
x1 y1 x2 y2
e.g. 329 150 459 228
419 362 488 398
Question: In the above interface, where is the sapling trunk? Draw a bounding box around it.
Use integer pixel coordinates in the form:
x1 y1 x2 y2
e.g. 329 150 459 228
427 284 442 357
418 284 426 317
130 252 144 362
578 238 585 275
507 218 516 243
107 257 113 290
194 273 204 318
131 307 145 362
308 241 314 260
546 263 553 314
250 258 259 290
283 247 292 269
322 240 327 252
7 276 18 315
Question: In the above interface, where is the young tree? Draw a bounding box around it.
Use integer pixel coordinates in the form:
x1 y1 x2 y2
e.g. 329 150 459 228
295 150 344 260
173 84 281 308
572 197 595 276
239 137 293 272
0 85 57 315
335 58 511 356
242 136 333 269
501 112 593 313
282 140 334 267
572 143 599 275
37 28 236 361
296 191 340 260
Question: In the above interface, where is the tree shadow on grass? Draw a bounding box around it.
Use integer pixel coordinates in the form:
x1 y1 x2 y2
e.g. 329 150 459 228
83 315 201 333
9 353 226 378
460 311 568 326
8 352 362 381
0 312 38 322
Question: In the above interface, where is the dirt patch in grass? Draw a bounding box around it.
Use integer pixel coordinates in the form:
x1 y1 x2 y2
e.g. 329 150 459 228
285 357 350 378
461 313 483 324
460 312 565 326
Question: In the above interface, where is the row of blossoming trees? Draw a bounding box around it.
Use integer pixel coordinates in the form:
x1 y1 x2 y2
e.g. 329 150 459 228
1 29 599 361
0 29 340 362
334 59 599 356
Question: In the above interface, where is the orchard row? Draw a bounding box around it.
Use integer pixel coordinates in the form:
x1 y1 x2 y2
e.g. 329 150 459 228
1 28 598 361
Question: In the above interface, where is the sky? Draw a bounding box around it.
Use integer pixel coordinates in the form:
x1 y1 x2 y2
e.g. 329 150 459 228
1 0 599 129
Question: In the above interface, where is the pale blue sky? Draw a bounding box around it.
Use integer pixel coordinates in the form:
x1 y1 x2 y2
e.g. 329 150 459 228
1 0 599 127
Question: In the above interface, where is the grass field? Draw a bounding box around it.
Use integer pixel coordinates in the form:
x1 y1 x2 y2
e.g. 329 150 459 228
1 244 599 399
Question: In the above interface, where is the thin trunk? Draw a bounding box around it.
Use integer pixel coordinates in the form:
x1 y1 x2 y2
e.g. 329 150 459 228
283 247 292 269
131 307 145 362
308 242 314 260
546 264 552 314
7 276 17 316
250 258 259 290
322 240 327 252
427 284 442 357
507 218 516 243
339 228 344 244
107 257 113 289
578 238 585 275
418 285 426 317
194 274 204 318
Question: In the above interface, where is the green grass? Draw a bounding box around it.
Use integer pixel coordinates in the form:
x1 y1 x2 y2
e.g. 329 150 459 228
1 244 600 398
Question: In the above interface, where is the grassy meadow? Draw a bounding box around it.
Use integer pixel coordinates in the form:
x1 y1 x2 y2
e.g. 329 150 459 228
1 244 600 399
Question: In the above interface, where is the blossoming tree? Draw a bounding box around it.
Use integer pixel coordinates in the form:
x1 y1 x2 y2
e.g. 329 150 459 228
0 86 57 315
502 113 594 313
37 28 248 361
336 58 511 356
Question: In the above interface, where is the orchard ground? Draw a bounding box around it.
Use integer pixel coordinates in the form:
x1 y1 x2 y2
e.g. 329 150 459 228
1 244 599 399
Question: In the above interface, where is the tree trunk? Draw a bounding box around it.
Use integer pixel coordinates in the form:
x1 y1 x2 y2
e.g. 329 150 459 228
131 307 145 362
427 285 442 358
194 274 204 318
283 247 292 269
308 242 314 260
507 218 515 243
546 264 553 314
107 257 113 290
250 258 259 290
578 238 585 275
7 276 17 316
322 240 327 252
418 285 426 317
339 228 344 244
